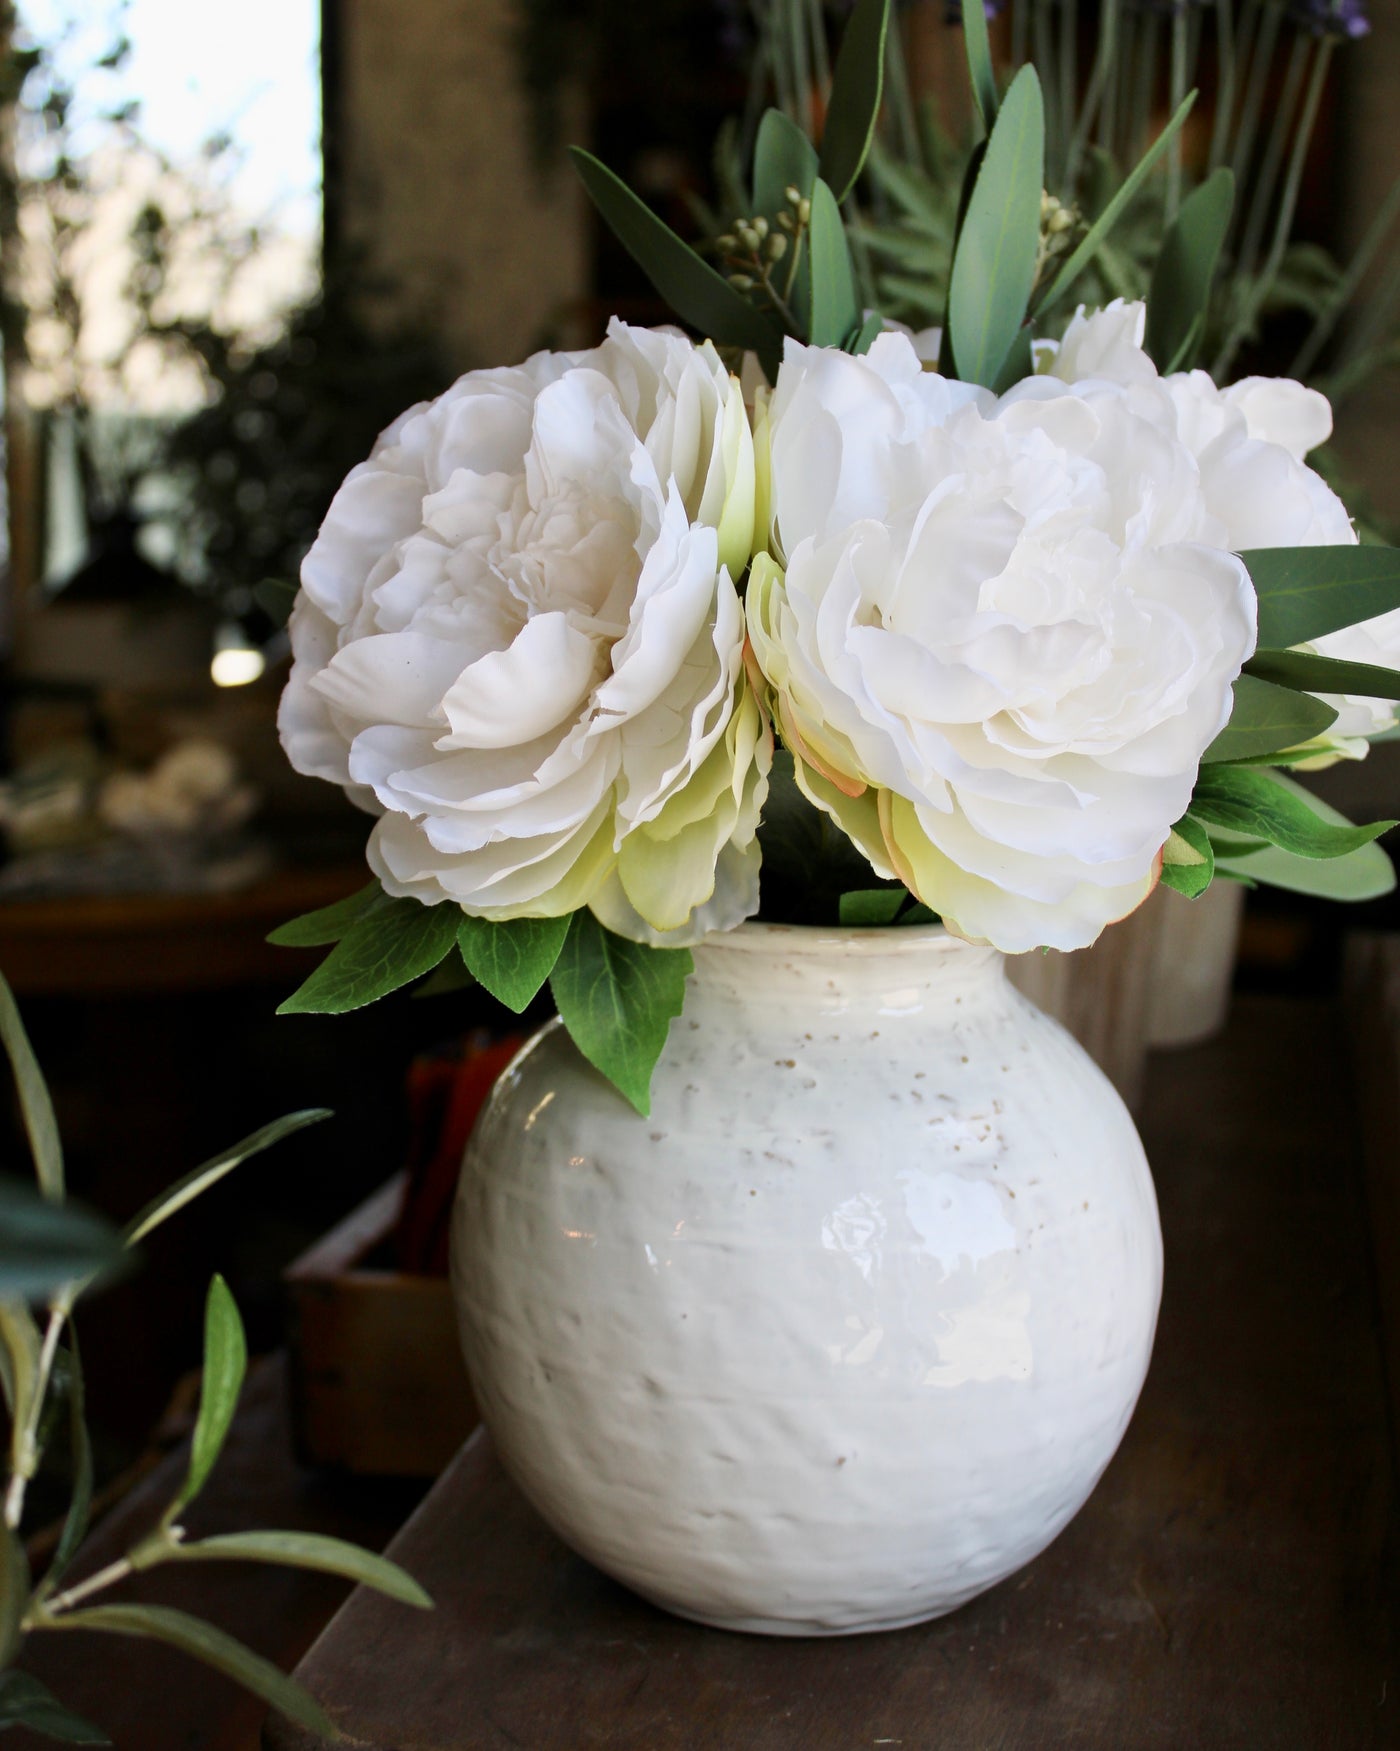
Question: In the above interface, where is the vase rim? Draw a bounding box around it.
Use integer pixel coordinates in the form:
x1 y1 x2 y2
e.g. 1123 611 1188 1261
696 920 994 961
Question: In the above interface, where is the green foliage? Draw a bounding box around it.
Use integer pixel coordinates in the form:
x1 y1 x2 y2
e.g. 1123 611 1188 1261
817 0 891 203
570 148 784 379
169 1531 432 1608
266 882 383 947
1245 649 1400 703
959 0 999 134
1146 169 1234 372
45 1606 336 1738
1211 774 1396 900
1159 815 1215 900
168 1276 246 1521
549 912 692 1117
839 888 906 926
0 1183 126 1303
1203 674 1337 764
276 896 461 1014
456 914 570 1013
0 971 64 1203
1190 765 1395 860
752 109 819 226
947 66 1044 387
1242 546 1400 649
0 1670 108 1744
807 178 860 347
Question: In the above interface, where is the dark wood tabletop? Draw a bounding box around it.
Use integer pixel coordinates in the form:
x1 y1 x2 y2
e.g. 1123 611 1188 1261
8 992 1396 1749
263 994 1398 1751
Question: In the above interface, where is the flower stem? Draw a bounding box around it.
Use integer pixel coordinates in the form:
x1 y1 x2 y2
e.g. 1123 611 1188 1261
4 1302 69 1532
1208 0 1237 173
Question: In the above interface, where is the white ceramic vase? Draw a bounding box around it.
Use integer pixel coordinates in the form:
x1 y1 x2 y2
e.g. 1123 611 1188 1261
450 924 1163 1636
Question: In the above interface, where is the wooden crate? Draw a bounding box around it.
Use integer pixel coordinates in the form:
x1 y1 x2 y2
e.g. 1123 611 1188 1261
284 1174 478 1477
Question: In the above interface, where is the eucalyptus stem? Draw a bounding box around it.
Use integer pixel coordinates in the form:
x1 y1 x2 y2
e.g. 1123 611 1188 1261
4 1303 68 1532
1208 0 1237 171
785 0 813 135
1230 0 1281 187
1066 0 1119 193
1132 11 1160 168
1235 31 1310 281
1057 0 1079 184
883 9 922 172
1215 36 1334 379
31 1554 134 1619
1105 1 1134 156
1299 175 1400 380
806 0 831 95
1034 0 1059 152
1012 0 1030 68
1166 5 1190 220
1302 175 1400 378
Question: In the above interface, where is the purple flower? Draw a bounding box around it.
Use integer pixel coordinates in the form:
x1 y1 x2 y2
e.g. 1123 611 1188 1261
1289 0 1370 36
944 0 1002 22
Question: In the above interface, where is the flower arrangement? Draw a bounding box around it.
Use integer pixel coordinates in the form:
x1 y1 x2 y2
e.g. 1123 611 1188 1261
274 0 1400 1112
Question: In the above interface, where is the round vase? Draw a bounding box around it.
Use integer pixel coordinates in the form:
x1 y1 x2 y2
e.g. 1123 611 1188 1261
450 923 1163 1636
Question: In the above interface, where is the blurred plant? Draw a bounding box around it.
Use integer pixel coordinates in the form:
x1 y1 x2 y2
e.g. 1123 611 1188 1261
716 0 1396 394
0 970 431 1744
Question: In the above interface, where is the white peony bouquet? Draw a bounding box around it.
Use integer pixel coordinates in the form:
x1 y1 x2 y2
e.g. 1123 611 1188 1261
273 0 1400 1111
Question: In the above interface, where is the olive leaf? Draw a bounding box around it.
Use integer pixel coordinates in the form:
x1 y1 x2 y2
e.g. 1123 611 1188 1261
818 0 892 202
167 1275 246 1521
1146 168 1235 373
0 968 63 1202
1203 673 1338 763
1242 545 1400 649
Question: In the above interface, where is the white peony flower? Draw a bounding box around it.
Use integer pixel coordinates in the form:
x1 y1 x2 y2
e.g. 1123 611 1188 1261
1043 302 1397 760
279 319 771 942
749 331 1258 954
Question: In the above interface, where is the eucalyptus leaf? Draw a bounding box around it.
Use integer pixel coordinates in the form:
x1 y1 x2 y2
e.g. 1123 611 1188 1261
1146 168 1234 373
0 1182 126 1302
947 66 1043 388
45 1604 334 1737
752 107 818 221
169 1275 246 1519
1245 648 1400 703
570 148 783 379
172 1530 432 1608
122 1110 331 1248
1190 765 1395 859
266 882 383 947
818 0 891 202
848 309 884 356
1035 90 1198 319
1203 673 1338 763
958 0 999 133
457 914 570 1014
276 896 461 1015
549 912 692 1117
806 177 860 346
1159 814 1215 899
0 969 63 1202
1243 545 1400 649
0 1671 109 1744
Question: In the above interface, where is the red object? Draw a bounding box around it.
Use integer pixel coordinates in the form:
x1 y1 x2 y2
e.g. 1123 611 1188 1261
396 1033 524 1275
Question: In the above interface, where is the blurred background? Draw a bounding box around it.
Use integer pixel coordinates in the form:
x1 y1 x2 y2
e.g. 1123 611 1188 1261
0 0 1397 1483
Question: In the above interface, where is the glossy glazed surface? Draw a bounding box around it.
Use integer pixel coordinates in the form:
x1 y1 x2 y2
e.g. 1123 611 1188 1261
451 925 1162 1635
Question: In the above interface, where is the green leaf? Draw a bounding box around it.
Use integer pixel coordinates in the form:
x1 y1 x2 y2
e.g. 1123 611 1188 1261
1203 673 1339 763
49 1331 93 1585
45 1605 333 1737
1213 775 1396 900
570 148 784 379
1243 545 1400 649
848 309 884 356
0 969 63 1202
947 65 1044 388
0 1671 109 1743
549 912 692 1117
819 0 891 202
170 1276 246 1519
122 1110 332 1248
266 881 382 947
1146 167 1235 372
456 914 569 1014
1190 765 1396 859
1245 648 1400 703
170 1531 432 1608
0 1301 41 1436
806 177 860 346
1159 814 1215 899
1 1525 30 1667
958 0 999 133
251 577 297 631
1035 89 1198 319
276 896 461 1015
752 108 819 221
0 1182 126 1303
839 888 907 926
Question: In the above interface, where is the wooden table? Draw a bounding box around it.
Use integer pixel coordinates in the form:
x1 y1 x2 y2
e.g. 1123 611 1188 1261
264 995 1398 1750
9 995 1396 1748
